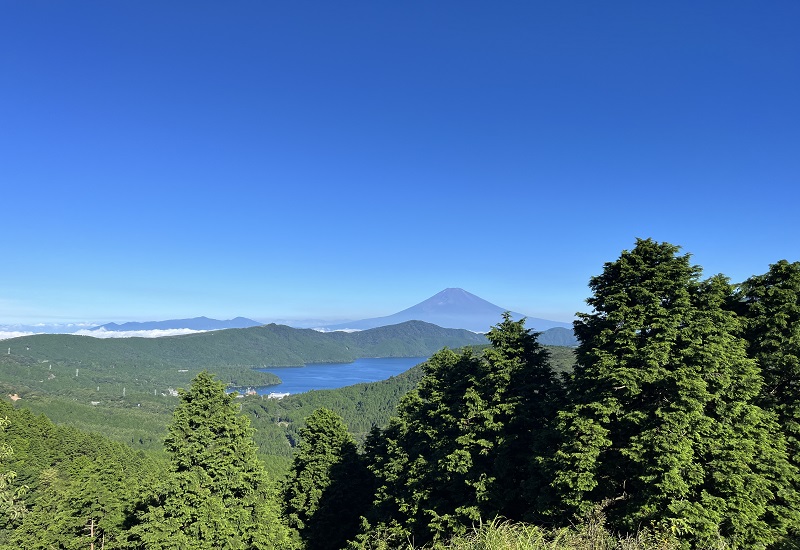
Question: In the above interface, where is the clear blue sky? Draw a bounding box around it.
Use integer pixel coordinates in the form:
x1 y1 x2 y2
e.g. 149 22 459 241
1 2 798 325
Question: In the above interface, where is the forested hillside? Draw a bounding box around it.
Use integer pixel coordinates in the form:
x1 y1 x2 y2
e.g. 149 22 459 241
0 401 167 548
245 342 577 468
2 320 485 372
282 240 800 549
0 321 484 446
2 344 573 470
1 239 799 549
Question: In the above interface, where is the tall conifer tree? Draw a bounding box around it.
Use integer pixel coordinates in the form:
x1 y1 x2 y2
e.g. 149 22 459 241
484 313 563 520
734 260 800 465
551 239 797 548
283 408 370 550
128 372 293 549
733 260 800 544
362 315 560 546
0 416 24 533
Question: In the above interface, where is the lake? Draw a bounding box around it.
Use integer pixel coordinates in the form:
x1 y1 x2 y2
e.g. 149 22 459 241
256 356 428 395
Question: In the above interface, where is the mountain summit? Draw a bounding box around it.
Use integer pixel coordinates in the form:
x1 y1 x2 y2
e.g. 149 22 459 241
93 316 263 332
322 288 571 333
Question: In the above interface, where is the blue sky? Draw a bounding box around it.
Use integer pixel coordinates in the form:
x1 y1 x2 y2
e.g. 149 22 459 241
1 2 798 325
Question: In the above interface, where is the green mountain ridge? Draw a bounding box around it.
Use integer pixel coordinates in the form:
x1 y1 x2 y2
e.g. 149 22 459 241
0 320 490 465
2 320 486 370
0 320 487 411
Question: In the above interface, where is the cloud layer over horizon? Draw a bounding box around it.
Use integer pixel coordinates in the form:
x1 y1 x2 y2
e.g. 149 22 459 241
0 328 209 340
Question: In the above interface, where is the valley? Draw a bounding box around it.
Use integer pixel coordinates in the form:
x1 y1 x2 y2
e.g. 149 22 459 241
0 317 575 476
0 320 495 460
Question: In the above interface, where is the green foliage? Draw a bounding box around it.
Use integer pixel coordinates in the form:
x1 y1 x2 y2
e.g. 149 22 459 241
733 259 800 547
1 321 484 397
0 321 487 474
551 238 798 548
0 415 25 533
127 372 294 549
16 395 171 451
284 408 352 530
544 345 576 375
0 321 485 457
1 354 435 488
351 511 689 550
329 322 487 358
0 340 280 411
537 327 579 347
362 315 562 546
283 408 371 550
7 454 147 549
1 344 569 478
5 241 800 549
243 359 428 463
734 260 800 461
442 513 686 550
0 401 164 549
485 316 565 519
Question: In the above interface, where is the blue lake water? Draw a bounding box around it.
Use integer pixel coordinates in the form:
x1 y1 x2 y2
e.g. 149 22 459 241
256 356 428 396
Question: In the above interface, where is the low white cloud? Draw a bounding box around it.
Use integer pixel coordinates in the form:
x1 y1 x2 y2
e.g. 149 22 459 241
0 331 36 340
0 322 100 335
73 328 208 339
32 322 98 329
312 327 362 333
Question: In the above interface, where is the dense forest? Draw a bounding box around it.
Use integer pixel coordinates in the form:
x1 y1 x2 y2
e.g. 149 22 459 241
0 321 486 467
0 319 486 396
1 238 799 548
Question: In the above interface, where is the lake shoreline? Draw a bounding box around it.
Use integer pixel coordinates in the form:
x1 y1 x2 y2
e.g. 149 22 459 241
251 356 429 396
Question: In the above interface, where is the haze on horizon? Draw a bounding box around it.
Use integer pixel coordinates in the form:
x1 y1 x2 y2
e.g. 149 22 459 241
0 287 569 335
1 3 798 327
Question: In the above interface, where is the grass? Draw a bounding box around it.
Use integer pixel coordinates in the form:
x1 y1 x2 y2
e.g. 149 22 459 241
441 519 683 550
352 508 728 550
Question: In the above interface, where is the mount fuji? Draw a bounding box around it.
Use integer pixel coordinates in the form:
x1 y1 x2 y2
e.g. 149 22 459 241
320 288 572 334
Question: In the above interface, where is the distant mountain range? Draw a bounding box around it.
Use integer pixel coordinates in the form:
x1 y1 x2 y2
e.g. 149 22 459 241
1 289 577 347
93 316 263 332
321 288 572 334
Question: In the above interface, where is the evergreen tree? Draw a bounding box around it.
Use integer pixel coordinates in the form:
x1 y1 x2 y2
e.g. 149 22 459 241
2 436 159 549
551 238 797 548
0 401 166 549
361 315 560 546
734 260 800 464
128 371 294 549
0 416 25 535
486 313 563 519
2 466 66 549
283 408 370 550
8 456 124 549
376 348 487 544
733 260 800 545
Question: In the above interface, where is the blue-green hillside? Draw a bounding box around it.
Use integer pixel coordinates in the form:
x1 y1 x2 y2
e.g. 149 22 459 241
3 321 485 372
